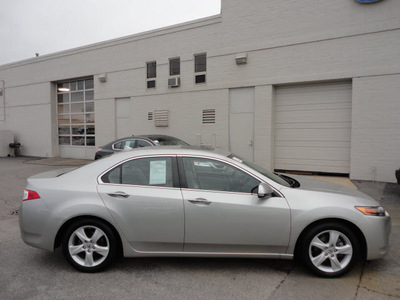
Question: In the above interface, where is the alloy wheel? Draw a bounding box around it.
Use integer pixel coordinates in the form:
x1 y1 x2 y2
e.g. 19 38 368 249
68 225 110 268
308 229 353 274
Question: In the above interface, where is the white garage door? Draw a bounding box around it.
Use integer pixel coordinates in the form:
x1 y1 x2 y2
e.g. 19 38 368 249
275 81 352 174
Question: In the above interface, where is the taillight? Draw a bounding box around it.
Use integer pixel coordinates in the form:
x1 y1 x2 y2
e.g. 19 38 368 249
23 189 40 201
96 148 102 152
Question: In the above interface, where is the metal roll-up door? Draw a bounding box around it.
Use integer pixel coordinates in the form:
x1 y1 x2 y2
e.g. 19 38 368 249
274 81 352 174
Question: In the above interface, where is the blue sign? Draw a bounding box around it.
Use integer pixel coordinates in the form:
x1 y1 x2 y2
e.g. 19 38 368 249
355 0 383 3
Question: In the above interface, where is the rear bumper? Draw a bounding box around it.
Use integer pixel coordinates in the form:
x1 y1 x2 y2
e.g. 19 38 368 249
19 200 57 252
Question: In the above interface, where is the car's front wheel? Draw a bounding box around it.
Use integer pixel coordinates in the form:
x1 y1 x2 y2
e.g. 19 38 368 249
301 223 359 277
62 219 118 272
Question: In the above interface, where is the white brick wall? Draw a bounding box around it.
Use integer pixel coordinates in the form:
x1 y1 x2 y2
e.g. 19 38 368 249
128 89 230 148
351 74 400 183
1 83 54 157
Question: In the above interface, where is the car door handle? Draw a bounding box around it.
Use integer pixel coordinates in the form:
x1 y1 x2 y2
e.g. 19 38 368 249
187 198 212 205
107 191 130 198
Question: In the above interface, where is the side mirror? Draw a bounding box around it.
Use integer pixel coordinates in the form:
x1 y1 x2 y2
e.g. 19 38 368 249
258 183 274 198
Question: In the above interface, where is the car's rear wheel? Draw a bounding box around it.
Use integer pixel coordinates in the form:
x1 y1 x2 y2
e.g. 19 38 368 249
62 219 117 272
301 223 359 277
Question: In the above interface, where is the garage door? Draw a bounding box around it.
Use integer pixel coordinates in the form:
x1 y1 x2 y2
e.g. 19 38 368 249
275 81 352 174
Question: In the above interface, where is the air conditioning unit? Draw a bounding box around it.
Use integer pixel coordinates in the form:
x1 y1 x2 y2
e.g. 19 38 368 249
168 77 180 88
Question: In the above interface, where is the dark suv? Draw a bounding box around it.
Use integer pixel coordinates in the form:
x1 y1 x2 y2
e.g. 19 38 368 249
94 134 189 159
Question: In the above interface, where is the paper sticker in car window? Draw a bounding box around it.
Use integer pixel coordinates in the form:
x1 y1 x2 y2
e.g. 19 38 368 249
149 160 167 185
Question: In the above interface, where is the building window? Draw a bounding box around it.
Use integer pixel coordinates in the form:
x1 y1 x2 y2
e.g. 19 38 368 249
169 58 180 76
195 53 206 72
147 80 156 89
146 61 156 89
195 74 206 84
194 53 206 84
57 78 95 146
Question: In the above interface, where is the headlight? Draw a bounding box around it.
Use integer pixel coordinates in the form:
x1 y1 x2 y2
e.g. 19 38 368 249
355 206 386 216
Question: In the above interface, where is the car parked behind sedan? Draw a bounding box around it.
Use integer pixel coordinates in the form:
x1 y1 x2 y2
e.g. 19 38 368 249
20 146 391 277
94 134 189 160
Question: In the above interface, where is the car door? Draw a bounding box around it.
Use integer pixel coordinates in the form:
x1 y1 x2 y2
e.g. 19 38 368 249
97 155 184 252
179 156 291 254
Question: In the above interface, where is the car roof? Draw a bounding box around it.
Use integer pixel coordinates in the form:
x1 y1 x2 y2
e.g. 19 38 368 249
108 135 151 144
115 134 182 140
136 134 180 139
105 134 185 146
106 145 232 161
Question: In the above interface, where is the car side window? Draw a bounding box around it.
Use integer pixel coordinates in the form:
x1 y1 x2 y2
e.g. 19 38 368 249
113 142 124 150
101 157 173 187
137 140 153 148
182 157 260 193
124 140 136 148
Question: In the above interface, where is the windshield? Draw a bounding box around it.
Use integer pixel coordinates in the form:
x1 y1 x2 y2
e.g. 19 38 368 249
228 154 291 187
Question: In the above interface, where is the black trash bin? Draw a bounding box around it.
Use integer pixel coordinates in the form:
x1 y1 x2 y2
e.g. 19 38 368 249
9 143 22 157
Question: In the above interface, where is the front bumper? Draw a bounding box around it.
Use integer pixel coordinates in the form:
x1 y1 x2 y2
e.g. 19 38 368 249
362 212 391 260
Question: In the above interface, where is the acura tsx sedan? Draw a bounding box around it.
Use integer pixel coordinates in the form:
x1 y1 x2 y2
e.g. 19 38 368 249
19 147 391 277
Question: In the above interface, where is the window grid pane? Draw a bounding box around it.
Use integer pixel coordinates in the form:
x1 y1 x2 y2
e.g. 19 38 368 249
57 77 95 146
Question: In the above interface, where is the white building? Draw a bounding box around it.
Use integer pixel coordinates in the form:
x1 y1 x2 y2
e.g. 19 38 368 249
1 0 399 183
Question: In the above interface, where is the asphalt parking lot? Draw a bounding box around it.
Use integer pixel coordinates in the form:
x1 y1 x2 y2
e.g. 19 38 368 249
1 157 399 300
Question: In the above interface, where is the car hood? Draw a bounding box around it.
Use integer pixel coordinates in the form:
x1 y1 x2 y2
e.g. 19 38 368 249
287 174 374 200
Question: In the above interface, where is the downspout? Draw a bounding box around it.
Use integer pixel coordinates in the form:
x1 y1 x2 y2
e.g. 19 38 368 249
0 80 5 121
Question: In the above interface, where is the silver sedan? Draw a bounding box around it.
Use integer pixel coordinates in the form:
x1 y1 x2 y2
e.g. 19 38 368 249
19 147 391 277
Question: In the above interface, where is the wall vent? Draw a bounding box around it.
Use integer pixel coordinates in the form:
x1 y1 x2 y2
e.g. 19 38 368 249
154 110 169 127
202 109 216 124
147 112 153 121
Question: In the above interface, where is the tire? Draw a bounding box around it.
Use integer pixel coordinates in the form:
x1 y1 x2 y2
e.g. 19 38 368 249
301 222 359 278
62 219 118 272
